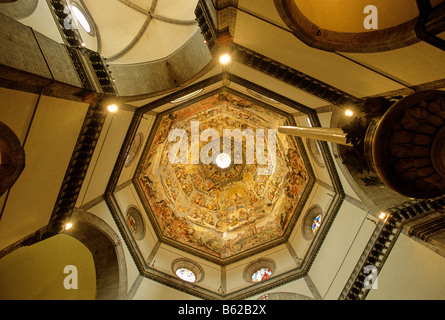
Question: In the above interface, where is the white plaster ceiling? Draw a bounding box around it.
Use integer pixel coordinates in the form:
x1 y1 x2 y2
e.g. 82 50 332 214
77 0 199 64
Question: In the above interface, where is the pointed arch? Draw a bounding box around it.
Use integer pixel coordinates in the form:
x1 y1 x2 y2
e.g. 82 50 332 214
65 210 128 300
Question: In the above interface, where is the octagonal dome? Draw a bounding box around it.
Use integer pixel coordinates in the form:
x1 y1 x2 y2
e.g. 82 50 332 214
134 90 314 264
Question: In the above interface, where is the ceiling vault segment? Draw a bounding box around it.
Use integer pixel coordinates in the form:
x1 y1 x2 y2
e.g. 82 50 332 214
105 0 197 62
118 0 197 25
106 0 157 62
118 0 154 15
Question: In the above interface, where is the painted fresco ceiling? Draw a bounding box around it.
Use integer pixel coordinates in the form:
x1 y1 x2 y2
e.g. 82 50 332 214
135 91 313 263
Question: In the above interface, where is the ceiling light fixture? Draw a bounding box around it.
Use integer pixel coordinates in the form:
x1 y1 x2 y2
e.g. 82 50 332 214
65 222 73 231
107 104 118 113
345 109 354 117
378 212 387 220
215 153 231 169
219 53 231 65
71 5 91 34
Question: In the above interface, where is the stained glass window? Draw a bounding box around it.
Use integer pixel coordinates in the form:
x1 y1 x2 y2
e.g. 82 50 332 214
175 268 196 283
312 214 323 234
251 268 272 282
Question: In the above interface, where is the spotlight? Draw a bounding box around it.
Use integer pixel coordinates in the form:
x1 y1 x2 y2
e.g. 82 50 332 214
216 153 231 169
107 104 118 113
219 53 231 65
345 109 354 117
378 212 387 220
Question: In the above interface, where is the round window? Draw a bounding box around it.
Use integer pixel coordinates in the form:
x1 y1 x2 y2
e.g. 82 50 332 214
302 205 324 240
306 138 325 167
125 207 145 240
312 214 323 234
71 4 93 35
175 268 197 283
172 259 204 283
243 259 276 283
251 268 272 282
126 213 137 234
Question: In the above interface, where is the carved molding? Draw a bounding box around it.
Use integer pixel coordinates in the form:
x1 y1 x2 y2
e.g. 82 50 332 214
340 196 445 300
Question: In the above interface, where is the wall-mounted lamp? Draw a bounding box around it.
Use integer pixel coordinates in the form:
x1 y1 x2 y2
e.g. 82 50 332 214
345 109 354 117
219 53 231 65
378 212 387 220
107 104 118 113
65 222 73 231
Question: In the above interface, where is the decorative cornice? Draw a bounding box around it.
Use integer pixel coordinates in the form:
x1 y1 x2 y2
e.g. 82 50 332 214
407 212 445 241
48 0 118 96
340 196 445 300
231 43 359 106
45 99 108 238
415 0 445 51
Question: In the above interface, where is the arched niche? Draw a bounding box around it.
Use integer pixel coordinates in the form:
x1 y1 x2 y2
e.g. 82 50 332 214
0 233 95 300
0 121 25 197
64 210 128 300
